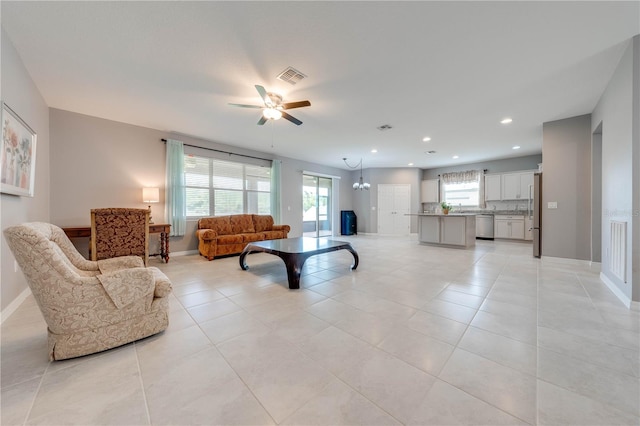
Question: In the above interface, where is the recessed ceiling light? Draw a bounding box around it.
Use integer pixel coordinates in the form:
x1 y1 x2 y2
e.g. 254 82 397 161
501 118 513 124
453 155 459 159
422 137 431 142
408 163 414 166
371 149 378 153
512 145 521 150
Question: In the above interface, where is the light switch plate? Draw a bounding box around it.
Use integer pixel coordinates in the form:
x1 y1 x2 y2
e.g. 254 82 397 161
548 202 558 209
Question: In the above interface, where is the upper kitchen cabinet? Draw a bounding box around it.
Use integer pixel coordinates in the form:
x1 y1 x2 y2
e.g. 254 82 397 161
484 175 502 201
501 171 534 200
421 179 440 203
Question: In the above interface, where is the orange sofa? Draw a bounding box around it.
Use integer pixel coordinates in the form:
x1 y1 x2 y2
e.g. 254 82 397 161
196 214 290 261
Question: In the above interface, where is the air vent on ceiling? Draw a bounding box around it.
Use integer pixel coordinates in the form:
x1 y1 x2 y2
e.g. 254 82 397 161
425 150 437 154
377 124 393 131
277 67 307 85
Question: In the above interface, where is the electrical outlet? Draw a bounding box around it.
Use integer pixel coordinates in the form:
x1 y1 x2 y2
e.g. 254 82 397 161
14 260 18 273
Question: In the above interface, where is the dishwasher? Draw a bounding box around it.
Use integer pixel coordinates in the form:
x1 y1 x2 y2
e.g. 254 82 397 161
476 214 494 239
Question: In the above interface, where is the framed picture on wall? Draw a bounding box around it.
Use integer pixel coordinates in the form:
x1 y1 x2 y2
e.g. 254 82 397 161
1 102 37 197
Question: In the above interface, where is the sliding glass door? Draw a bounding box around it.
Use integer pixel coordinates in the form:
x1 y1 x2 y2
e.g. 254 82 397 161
302 175 332 237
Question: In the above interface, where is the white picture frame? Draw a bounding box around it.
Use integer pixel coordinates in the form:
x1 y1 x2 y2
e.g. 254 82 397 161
1 102 37 197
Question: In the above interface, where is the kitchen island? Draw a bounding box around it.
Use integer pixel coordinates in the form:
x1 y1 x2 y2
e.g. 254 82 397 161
414 213 476 248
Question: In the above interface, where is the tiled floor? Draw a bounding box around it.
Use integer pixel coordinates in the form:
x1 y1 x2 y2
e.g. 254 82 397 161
2 235 639 425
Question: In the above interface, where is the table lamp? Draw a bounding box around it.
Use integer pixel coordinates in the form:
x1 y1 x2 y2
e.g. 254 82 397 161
142 187 160 224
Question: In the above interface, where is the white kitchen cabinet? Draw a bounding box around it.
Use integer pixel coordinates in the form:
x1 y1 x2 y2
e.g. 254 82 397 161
420 179 439 203
440 216 466 245
494 215 525 239
484 175 502 201
501 172 534 200
418 215 476 247
520 172 534 200
419 216 440 243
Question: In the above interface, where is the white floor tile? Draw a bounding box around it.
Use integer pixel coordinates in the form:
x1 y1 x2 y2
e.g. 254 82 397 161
439 349 537 424
408 379 527 425
4 236 639 425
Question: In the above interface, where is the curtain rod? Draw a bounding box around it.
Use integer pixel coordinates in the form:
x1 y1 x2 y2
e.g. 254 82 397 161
161 139 272 162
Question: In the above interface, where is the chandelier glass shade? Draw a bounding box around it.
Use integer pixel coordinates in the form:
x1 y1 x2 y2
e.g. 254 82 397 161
343 157 370 191
353 177 370 190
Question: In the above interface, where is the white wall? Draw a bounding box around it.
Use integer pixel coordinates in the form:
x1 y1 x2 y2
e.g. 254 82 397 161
591 36 638 302
0 29 50 312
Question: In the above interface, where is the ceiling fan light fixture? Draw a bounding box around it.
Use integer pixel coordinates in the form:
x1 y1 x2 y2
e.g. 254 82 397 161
263 108 282 120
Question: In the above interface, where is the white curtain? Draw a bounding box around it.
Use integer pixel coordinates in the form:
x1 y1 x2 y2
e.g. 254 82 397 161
441 170 481 184
270 159 282 223
165 139 186 236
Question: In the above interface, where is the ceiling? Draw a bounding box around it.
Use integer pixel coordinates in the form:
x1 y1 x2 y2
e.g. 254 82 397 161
2 1 638 170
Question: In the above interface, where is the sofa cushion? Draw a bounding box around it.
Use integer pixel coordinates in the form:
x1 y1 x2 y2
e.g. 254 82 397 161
199 216 233 235
242 233 264 243
231 214 255 234
253 215 274 232
258 230 285 240
217 234 243 245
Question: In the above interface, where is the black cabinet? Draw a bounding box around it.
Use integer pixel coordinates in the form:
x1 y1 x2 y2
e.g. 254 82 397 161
341 210 357 235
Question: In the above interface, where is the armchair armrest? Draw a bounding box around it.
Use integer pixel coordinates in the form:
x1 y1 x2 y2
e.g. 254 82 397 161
196 228 218 241
97 267 155 309
97 256 145 274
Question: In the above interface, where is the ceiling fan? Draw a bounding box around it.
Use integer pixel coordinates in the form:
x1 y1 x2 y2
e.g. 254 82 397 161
229 85 311 126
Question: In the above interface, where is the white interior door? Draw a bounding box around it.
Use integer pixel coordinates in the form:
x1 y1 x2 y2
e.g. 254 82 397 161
378 184 411 235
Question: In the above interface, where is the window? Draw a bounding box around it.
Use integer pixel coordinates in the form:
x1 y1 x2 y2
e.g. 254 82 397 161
442 181 480 207
441 170 482 208
184 155 271 217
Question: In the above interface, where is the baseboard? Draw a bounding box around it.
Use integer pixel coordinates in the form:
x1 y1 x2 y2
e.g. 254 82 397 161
541 255 592 266
1 287 32 324
169 249 199 257
599 272 632 309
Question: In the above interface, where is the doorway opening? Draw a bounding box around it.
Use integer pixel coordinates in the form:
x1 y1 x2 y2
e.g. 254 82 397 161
302 175 333 237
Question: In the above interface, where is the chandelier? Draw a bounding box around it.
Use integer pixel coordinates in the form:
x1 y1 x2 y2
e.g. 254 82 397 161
343 158 370 190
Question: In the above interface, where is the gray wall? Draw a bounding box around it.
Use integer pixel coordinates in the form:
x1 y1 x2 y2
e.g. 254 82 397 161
351 168 422 233
421 154 542 180
49 109 353 256
542 115 592 262
592 36 638 302
1 29 51 312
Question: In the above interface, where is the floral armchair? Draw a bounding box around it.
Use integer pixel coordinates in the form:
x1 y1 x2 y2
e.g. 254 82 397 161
91 208 149 265
4 222 171 361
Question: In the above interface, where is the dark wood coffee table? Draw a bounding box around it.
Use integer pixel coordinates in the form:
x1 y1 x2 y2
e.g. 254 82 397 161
239 237 359 289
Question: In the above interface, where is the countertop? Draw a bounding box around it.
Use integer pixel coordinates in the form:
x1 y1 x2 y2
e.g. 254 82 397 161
420 210 529 216
410 213 477 217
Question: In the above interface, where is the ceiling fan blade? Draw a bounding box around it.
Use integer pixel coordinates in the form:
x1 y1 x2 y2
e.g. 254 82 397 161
228 103 263 109
281 111 302 125
255 85 273 107
257 116 268 125
282 100 311 110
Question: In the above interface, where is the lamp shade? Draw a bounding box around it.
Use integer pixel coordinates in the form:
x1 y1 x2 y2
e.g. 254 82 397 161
142 187 160 203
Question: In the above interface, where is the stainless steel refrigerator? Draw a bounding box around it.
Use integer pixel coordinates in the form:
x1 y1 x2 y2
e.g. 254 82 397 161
532 173 542 257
